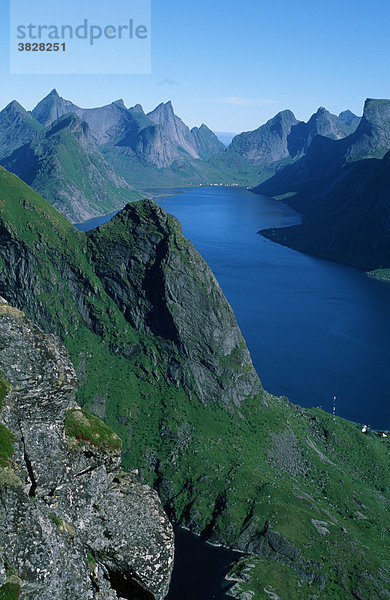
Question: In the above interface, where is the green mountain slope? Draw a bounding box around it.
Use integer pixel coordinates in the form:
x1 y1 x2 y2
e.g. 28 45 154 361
0 167 389 600
2 113 141 222
0 100 44 159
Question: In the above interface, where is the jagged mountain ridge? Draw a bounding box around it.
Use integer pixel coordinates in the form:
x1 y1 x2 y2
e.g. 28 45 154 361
32 90 224 166
228 105 359 167
254 98 390 269
1 112 139 223
0 90 364 218
0 167 389 600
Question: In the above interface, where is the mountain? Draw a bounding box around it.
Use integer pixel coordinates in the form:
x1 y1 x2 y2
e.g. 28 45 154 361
226 106 360 183
338 109 361 133
254 98 390 269
0 298 174 599
229 110 300 165
0 166 389 599
31 91 227 185
147 101 200 158
1 113 140 222
287 106 352 157
0 100 44 159
346 98 390 160
191 123 226 158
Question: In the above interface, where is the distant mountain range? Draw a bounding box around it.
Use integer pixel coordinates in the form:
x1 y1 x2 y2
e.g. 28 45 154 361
255 98 390 270
0 89 362 221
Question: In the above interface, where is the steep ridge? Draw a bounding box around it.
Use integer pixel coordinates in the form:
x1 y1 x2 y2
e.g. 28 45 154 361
254 99 390 269
228 106 359 167
346 98 390 160
229 110 300 165
0 100 44 159
287 106 351 157
191 123 226 159
0 167 389 598
31 91 226 181
147 101 200 158
0 298 174 599
338 109 361 134
1 113 139 222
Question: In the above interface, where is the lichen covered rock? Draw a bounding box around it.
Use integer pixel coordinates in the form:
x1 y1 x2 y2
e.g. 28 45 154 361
0 299 174 599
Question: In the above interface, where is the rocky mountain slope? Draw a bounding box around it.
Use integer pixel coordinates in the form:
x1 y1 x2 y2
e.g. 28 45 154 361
0 167 389 599
31 91 227 185
228 105 359 168
1 112 140 222
254 98 390 269
0 298 174 600
0 101 44 159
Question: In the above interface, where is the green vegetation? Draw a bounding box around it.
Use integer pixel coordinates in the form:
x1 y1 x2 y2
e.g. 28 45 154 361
368 268 390 282
0 371 11 410
65 409 121 454
0 167 389 598
0 561 21 600
87 550 97 572
0 582 21 600
0 424 14 468
48 513 75 537
0 372 18 487
2 115 142 223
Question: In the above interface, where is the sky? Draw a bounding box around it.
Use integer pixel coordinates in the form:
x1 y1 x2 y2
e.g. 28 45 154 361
1 0 390 132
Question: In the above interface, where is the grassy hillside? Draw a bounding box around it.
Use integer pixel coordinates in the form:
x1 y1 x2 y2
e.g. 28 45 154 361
0 167 388 599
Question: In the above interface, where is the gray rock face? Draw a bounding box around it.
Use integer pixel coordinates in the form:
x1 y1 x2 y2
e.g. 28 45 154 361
338 109 361 132
191 124 226 159
287 107 349 157
0 301 174 599
87 200 261 408
346 98 390 160
229 106 359 167
229 110 299 165
30 91 225 172
147 102 199 159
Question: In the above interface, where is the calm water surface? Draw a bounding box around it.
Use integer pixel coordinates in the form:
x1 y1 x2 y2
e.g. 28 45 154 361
77 186 390 428
155 186 390 429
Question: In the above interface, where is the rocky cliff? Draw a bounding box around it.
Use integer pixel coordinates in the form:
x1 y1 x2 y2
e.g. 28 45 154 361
254 98 390 269
0 298 174 600
2 113 139 223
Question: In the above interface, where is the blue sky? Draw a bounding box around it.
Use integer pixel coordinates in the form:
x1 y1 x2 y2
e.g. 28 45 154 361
1 0 390 132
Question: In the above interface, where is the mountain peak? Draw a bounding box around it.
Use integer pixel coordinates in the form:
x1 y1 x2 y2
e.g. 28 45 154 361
153 100 174 114
315 106 328 115
132 103 145 113
113 99 126 109
4 100 26 114
347 98 390 160
363 97 390 116
48 88 60 97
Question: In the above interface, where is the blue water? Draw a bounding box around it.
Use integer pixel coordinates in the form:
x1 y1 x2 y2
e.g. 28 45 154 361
76 187 390 429
166 528 240 600
156 187 390 430
75 186 390 598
